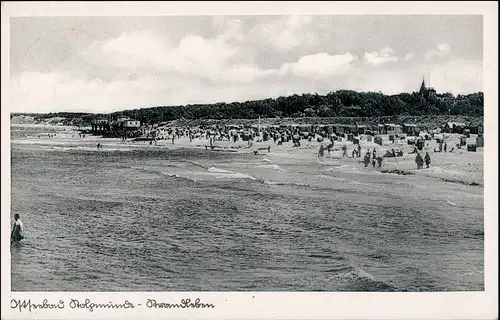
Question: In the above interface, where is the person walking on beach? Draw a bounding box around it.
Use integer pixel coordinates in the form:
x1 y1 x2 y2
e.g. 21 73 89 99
424 152 431 168
342 145 348 157
415 153 424 169
372 148 377 159
363 152 371 167
318 144 324 158
376 156 383 168
357 144 361 157
11 214 24 243
444 142 447 152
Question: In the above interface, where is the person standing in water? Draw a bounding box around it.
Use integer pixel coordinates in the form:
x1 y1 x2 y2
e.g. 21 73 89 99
11 214 24 243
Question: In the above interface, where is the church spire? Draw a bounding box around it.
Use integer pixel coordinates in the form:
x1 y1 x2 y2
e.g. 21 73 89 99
419 76 426 94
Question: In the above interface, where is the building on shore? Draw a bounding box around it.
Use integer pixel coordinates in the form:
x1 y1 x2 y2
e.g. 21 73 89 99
119 119 141 131
91 119 110 134
91 116 142 136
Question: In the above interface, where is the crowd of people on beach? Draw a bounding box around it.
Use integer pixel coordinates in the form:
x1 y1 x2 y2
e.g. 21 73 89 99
25 120 476 174
80 122 446 170
311 131 437 170
27 120 454 174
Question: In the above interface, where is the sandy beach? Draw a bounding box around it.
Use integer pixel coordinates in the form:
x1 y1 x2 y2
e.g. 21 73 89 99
11 124 484 187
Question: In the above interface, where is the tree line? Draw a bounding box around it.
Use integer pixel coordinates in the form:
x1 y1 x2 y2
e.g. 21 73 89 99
12 90 483 126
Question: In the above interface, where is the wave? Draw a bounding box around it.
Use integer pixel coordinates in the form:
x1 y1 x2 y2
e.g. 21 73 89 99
318 174 347 181
130 163 258 182
183 160 208 169
128 165 198 183
160 172 192 180
18 143 125 152
257 163 286 171
331 266 399 292
206 167 257 180
263 180 311 188
207 167 233 174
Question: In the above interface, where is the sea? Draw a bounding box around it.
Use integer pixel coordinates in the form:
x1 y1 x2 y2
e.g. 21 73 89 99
10 125 484 291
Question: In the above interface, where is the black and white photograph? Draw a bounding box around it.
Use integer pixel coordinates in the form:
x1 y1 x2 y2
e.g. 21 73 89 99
2 1 498 319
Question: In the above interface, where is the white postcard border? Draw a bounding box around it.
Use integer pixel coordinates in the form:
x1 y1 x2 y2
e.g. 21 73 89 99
1 2 498 320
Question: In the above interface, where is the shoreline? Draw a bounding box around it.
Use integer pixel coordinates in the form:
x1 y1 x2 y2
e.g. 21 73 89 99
11 125 484 188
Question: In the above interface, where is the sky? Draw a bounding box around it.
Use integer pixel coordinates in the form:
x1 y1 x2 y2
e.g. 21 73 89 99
9 15 483 113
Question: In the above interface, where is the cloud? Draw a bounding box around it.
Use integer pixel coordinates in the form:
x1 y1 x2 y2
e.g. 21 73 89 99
404 52 415 61
216 19 245 42
96 31 172 70
364 47 398 66
89 28 242 82
425 43 451 60
342 57 482 95
422 58 482 93
281 52 356 78
172 34 239 73
249 16 319 52
86 26 355 85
